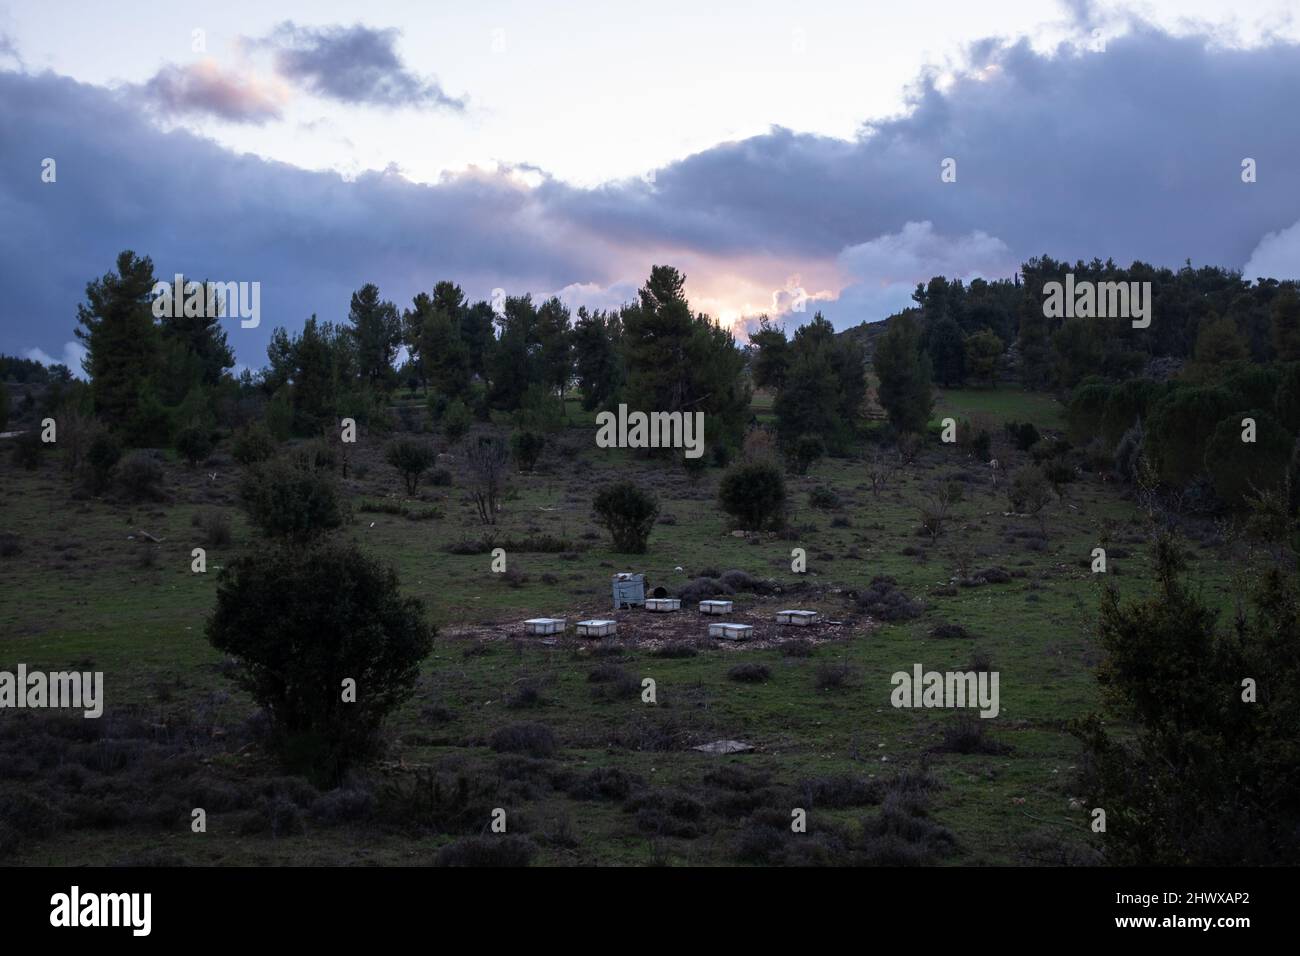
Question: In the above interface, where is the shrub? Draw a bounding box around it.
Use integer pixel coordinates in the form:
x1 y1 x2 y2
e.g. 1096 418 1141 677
174 425 213 466
231 423 277 465
441 399 472 445
728 663 771 683
1114 421 1146 482
1145 386 1238 487
1204 411 1294 507
1066 383 1110 444
385 438 437 494
856 575 924 621
435 835 537 867
205 539 434 782
1004 421 1040 452
239 457 347 542
815 661 855 690
592 481 660 554
787 433 825 475
1008 466 1052 516
1074 533 1300 864
11 430 41 469
808 485 841 510
117 451 165 501
83 431 122 494
489 722 556 758
196 509 233 548
465 434 510 525
511 431 545 472
718 461 786 531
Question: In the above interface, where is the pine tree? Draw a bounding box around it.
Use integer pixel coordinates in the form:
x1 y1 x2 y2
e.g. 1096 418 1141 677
74 250 160 434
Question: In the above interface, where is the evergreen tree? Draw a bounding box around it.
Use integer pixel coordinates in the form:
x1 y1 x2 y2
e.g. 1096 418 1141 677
347 283 401 389
572 307 624 411
873 312 933 433
74 250 160 436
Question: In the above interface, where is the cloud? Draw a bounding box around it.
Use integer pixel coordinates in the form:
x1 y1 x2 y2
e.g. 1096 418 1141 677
6 15 1300 368
814 221 1015 326
0 69 597 367
1243 219 1300 280
24 341 88 377
262 21 465 110
141 60 290 124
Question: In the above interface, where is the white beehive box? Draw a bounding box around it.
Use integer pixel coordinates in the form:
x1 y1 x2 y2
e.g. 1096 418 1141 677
524 617 566 636
776 609 819 626
575 619 617 638
699 600 733 615
709 622 753 641
645 598 681 612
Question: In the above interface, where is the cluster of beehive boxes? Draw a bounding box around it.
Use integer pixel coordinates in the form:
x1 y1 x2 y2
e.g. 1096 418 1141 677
528 570 821 643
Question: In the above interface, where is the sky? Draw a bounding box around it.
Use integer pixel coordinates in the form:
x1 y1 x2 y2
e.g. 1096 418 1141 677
2 0 1299 371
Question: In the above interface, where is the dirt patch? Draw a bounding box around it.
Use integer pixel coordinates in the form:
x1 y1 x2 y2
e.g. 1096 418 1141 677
443 598 872 651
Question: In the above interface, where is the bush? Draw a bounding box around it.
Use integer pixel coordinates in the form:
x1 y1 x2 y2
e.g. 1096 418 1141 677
592 480 659 554
808 485 841 510
1204 411 1294 507
856 575 923 621
117 451 165 501
11 430 42 470
174 425 213 466
205 539 434 782
1066 383 1110 444
1145 386 1238 487
385 438 437 494
787 433 825 475
489 722 556 758
239 457 347 542
511 431 545 472
1004 421 1040 452
441 399 472 445
83 431 122 494
435 835 537 867
1008 466 1052 516
196 509 233 548
728 663 771 683
1074 533 1300 864
718 461 786 531
232 423 277 465
1114 421 1146 482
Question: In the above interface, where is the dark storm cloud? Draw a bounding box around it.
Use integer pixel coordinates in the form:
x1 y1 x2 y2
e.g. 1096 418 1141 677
555 25 1300 278
0 70 583 366
4 18 1300 366
263 21 465 110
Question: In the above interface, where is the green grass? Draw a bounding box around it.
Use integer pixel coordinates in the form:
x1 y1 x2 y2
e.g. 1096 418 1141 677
0 389 1241 866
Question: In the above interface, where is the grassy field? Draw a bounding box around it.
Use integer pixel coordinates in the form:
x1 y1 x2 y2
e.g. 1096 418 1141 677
0 388 1241 866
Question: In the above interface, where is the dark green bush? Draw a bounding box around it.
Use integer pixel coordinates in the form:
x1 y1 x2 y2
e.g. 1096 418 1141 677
116 451 164 501
385 438 437 494
511 431 545 472
719 460 786 531
205 539 434 782
231 423 277 465
592 480 660 553
174 425 213 466
239 457 347 542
